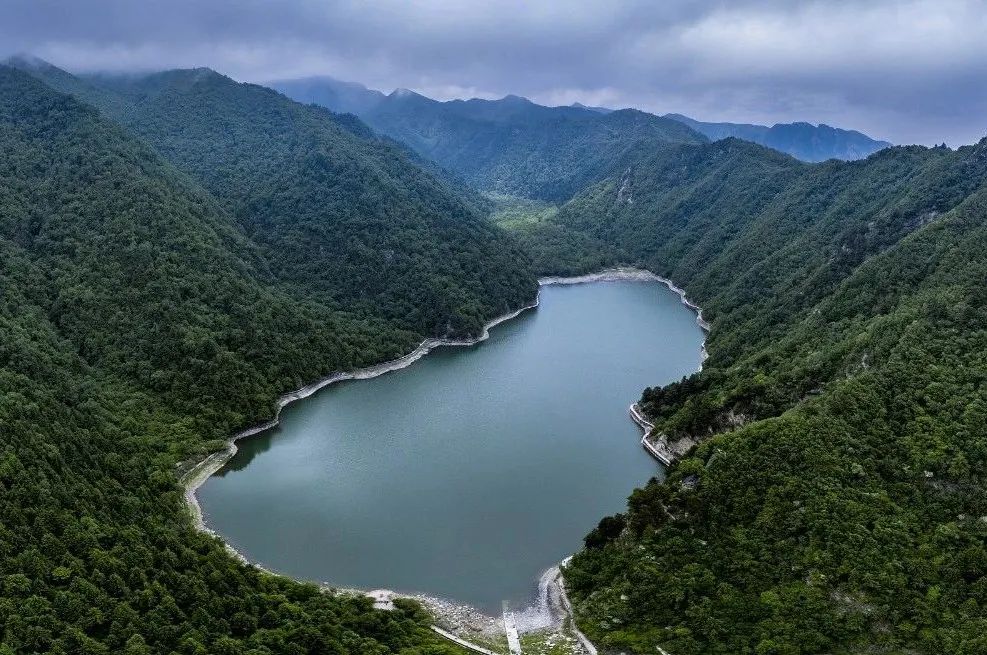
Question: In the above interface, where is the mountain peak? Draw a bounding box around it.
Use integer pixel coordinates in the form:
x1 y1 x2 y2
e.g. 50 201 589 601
571 101 612 114
3 53 62 74
390 87 424 100
4 53 54 69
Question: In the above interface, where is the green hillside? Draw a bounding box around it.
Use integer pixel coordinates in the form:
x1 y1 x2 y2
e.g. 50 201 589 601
4 52 987 655
0 64 484 654
14 59 536 336
516 138 987 653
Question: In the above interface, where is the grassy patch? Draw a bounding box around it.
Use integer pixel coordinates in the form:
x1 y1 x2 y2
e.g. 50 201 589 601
487 193 560 230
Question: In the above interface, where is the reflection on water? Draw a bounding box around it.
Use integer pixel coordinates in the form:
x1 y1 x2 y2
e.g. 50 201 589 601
215 431 277 474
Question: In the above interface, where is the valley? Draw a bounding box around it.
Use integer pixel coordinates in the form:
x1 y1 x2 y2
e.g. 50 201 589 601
1 40 985 655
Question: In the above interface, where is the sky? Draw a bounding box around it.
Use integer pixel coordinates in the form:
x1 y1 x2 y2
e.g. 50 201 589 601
2 0 986 146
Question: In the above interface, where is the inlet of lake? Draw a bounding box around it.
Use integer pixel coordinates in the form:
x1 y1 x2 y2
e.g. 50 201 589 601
197 280 705 614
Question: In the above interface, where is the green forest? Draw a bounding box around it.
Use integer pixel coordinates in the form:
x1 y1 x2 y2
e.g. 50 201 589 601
16 61 536 338
3 50 987 655
514 139 987 653
0 63 533 654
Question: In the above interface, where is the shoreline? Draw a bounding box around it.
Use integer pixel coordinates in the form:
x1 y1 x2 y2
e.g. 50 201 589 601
629 402 673 466
630 399 700 470
179 266 709 652
182 266 709 532
181 297 540 537
540 266 711 347
552 559 598 655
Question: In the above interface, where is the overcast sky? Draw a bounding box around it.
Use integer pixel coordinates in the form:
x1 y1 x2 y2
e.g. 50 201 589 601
2 0 986 145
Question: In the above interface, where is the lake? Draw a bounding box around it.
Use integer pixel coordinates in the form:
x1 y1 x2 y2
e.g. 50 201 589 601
197 280 705 613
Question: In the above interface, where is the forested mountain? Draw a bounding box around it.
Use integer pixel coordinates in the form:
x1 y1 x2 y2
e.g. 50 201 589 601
271 75 889 187
0 64 483 654
11 57 536 336
4 51 986 655
508 137 987 653
666 113 891 161
270 77 707 201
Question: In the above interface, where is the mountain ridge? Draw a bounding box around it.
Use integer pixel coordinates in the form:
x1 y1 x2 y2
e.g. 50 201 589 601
270 74 891 166
507 133 987 654
10 59 537 336
3 53 986 655
665 111 891 161
270 75 707 200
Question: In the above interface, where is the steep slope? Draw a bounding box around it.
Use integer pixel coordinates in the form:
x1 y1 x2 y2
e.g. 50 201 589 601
0 64 462 654
14 59 537 336
667 112 892 161
271 77 708 201
543 139 984 365
518 138 987 653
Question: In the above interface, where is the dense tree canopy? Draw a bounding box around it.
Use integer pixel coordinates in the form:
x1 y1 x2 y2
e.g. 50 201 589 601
521 138 987 653
13 58 537 337
4 50 987 655
0 64 503 654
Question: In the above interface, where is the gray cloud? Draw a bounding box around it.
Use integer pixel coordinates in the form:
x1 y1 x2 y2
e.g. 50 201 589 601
2 0 985 145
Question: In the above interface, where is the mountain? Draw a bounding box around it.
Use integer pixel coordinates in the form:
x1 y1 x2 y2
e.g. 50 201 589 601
0 63 470 654
666 112 892 161
268 74 386 116
270 76 708 201
6 54 987 655
270 75 888 189
509 137 987 653
570 101 612 114
12 60 537 336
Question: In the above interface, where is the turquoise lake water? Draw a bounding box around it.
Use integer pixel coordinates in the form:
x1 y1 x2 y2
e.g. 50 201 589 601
198 280 705 612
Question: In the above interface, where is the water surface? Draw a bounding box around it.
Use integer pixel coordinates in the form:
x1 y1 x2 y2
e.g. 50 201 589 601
198 281 704 612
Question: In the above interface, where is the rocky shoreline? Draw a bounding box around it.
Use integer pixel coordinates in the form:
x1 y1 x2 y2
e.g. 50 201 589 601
540 266 710 355
631 402 697 467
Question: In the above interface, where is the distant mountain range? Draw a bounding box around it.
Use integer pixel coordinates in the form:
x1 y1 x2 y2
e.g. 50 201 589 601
664 113 891 162
271 76 891 172
273 76 705 201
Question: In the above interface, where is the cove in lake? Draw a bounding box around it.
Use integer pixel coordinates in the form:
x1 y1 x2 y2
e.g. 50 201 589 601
197 280 705 613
